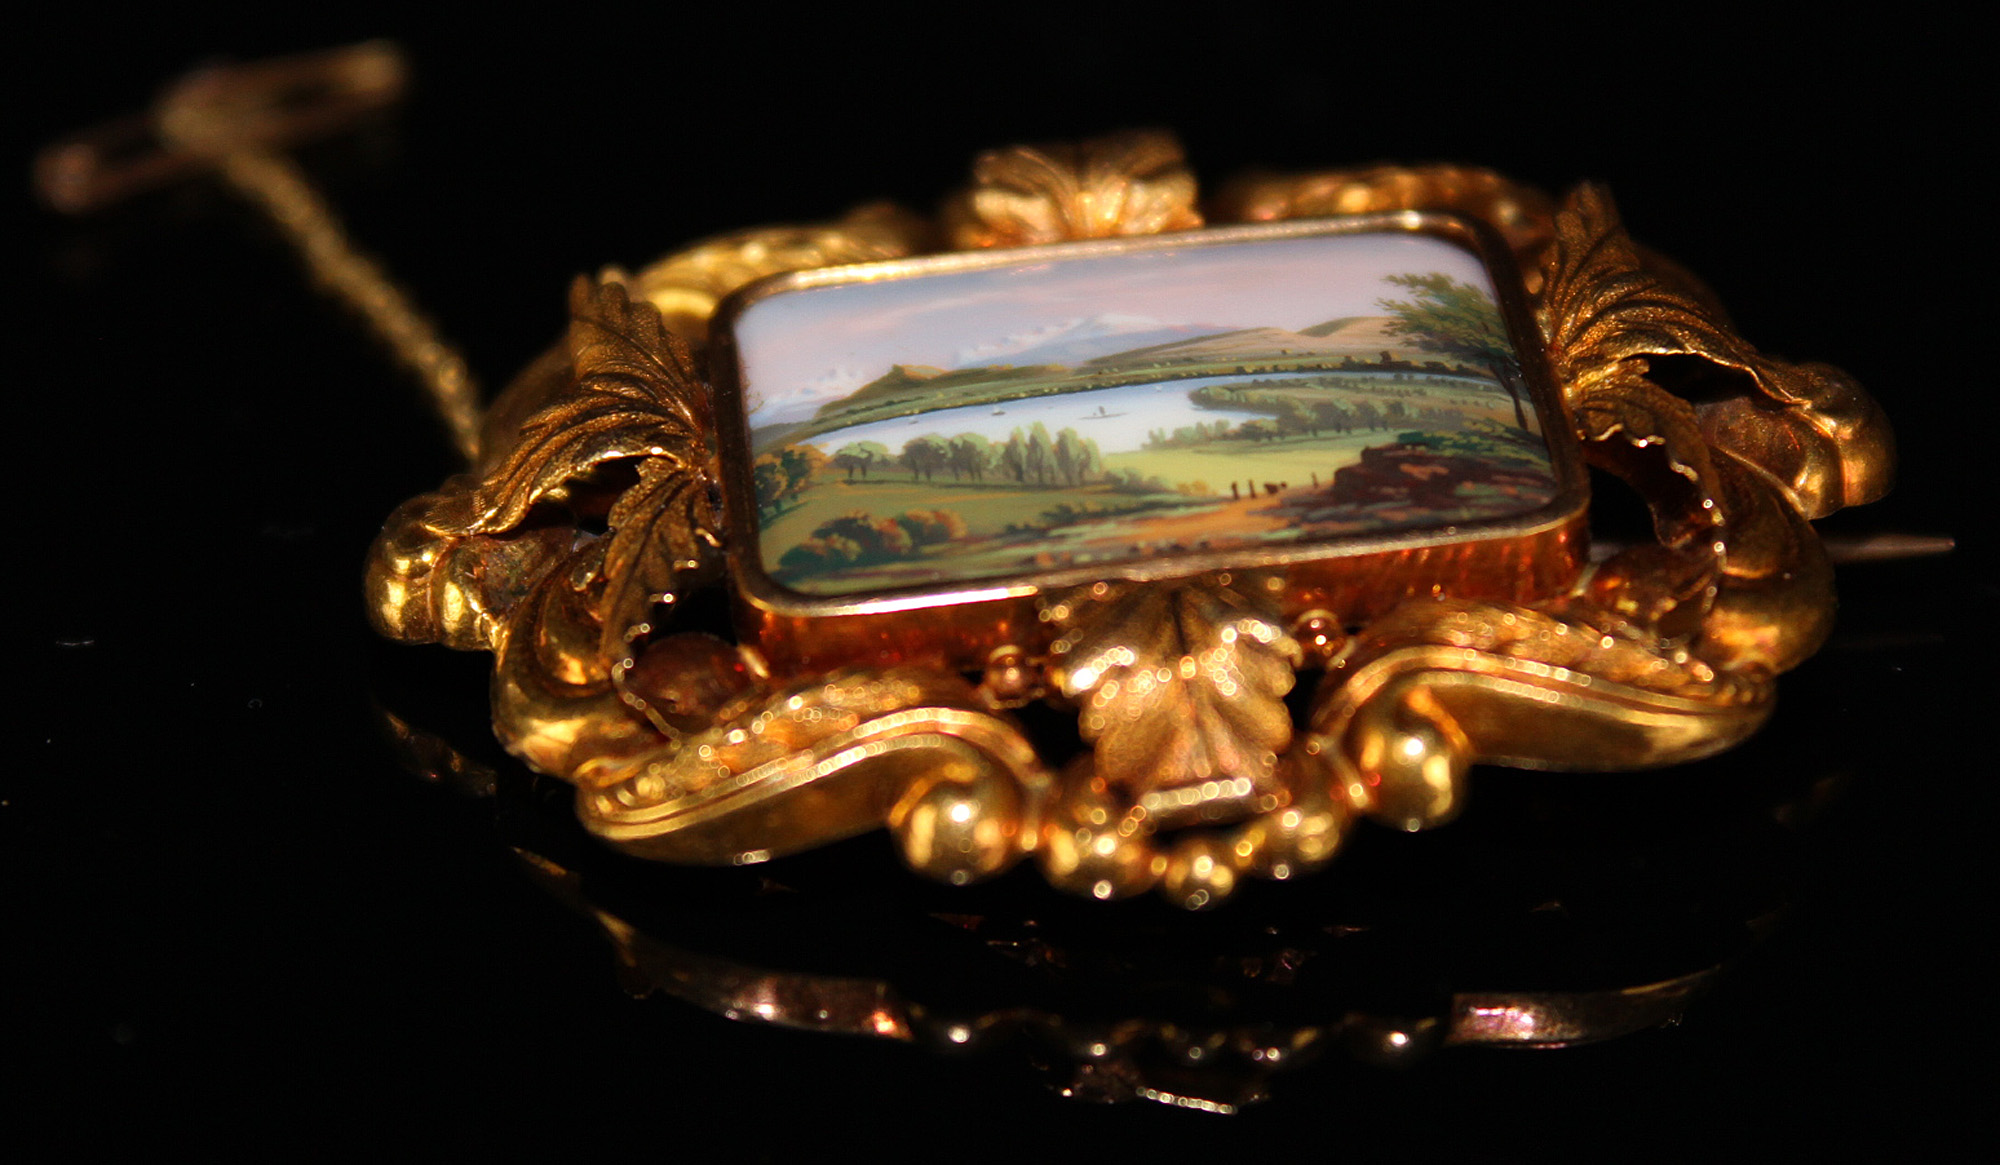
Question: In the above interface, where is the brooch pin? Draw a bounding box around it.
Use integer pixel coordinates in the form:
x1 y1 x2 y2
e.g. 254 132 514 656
46 45 1894 909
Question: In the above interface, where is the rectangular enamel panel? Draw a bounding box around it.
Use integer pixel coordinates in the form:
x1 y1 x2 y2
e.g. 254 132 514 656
712 215 1586 663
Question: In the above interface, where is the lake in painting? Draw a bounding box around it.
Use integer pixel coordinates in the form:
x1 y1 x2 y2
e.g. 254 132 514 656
728 230 1559 596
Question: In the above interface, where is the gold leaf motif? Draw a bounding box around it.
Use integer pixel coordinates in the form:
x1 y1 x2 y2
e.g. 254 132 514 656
1539 184 1761 395
598 457 720 660
1568 361 1724 557
943 131 1202 249
1538 186 1733 625
1533 184 1881 669
1048 582 1301 805
461 278 710 536
1539 185 1892 520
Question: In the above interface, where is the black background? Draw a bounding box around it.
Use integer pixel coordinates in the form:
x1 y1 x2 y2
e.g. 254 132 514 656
10 7 1991 1156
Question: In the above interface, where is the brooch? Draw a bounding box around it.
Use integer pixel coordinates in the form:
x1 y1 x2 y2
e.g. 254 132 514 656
48 45 1892 909
365 128 1891 908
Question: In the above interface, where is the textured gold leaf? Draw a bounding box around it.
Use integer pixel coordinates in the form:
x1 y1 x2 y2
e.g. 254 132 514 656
1570 362 1723 538
944 131 1202 249
1049 582 1301 801
1539 184 1760 395
1539 184 1893 520
1538 187 1734 608
462 279 709 535
598 457 720 659
1568 362 1703 454
1564 359 1726 629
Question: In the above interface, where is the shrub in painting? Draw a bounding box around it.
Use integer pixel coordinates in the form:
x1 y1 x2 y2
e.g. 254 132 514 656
776 508 970 579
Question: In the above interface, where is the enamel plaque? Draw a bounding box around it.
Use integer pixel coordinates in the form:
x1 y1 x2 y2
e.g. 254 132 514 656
714 216 1586 660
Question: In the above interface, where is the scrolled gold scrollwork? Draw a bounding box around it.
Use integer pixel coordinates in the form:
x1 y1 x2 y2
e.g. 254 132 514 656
1536 185 1863 674
1302 596 1775 831
490 550 661 778
368 277 727 775
576 667 1050 882
366 478 574 652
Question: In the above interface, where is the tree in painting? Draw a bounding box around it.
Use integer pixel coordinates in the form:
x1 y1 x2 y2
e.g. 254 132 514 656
947 433 995 483
752 444 828 519
1025 422 1054 486
1377 273 1528 430
900 435 950 482
832 440 891 481
1052 429 1103 487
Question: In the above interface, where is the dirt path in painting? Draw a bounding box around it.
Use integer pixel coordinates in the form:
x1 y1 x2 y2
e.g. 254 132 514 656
1105 492 1294 549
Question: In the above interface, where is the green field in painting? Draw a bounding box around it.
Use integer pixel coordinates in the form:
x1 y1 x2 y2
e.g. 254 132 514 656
757 476 1195 558
1102 433 1380 494
758 425 1398 554
756 416 1558 591
753 355 1552 593
756 427 1400 592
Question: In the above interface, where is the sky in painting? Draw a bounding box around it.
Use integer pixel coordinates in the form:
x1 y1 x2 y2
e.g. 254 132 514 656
733 231 1502 429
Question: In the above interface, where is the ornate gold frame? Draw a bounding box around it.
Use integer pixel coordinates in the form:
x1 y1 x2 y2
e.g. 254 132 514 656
366 133 1894 908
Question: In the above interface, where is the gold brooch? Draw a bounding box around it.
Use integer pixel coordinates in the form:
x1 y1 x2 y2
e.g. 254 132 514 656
361 127 1892 908
43 45 1891 909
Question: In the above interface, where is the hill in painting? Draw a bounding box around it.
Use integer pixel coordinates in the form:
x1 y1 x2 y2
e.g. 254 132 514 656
810 362 1066 422
1082 316 1427 370
795 313 1492 441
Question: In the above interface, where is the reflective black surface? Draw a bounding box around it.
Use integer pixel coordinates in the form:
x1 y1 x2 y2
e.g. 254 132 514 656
12 9 1988 1154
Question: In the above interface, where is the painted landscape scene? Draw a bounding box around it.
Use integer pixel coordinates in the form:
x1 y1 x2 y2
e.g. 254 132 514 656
730 232 1558 595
